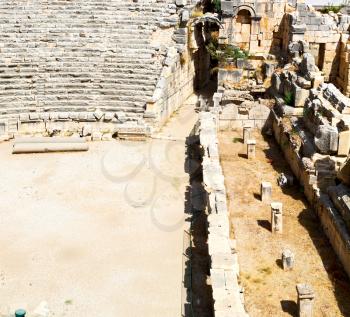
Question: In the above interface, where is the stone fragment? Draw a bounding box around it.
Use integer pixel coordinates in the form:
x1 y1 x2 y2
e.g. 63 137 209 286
175 0 187 6
338 157 350 186
213 93 223 108
338 130 350 156
92 131 102 141
263 63 276 78
314 125 339 154
243 124 253 144
278 173 294 187
181 10 190 23
297 77 312 89
293 84 309 108
282 249 294 271
246 139 256 159
296 284 315 317
328 184 350 230
261 182 272 203
271 202 283 234
272 73 282 94
300 53 318 80
82 125 92 137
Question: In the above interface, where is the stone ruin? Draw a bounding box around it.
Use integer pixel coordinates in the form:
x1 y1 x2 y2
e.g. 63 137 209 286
2 0 350 316
0 0 197 141
196 0 350 315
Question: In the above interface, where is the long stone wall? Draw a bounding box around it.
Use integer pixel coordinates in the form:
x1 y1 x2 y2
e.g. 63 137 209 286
199 112 249 317
272 111 350 279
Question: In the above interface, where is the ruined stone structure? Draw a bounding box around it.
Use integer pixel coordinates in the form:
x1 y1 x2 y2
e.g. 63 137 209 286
2 0 350 315
207 0 350 314
0 0 196 139
220 0 287 53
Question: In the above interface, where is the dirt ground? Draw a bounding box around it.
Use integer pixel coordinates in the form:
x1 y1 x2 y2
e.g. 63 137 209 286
0 97 199 317
218 130 350 317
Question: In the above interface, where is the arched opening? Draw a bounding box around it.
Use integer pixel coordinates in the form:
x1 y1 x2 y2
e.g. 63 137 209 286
236 9 252 50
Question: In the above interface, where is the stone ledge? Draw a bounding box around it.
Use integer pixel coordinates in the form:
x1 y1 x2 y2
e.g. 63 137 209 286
199 112 249 317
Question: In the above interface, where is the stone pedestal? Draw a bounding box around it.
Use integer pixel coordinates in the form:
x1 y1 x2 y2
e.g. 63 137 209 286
261 181 272 203
247 139 256 159
271 202 283 233
243 126 253 144
213 92 223 108
296 284 315 317
282 249 294 270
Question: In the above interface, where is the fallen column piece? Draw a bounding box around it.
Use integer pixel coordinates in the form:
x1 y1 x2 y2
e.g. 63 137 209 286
13 137 89 154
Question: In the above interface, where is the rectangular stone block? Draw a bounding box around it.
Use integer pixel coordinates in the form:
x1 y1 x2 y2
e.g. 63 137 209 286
338 130 350 156
247 139 256 159
261 181 272 203
271 202 283 234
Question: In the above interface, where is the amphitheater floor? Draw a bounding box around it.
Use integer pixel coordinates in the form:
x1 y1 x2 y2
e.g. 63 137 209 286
219 130 350 317
0 98 198 317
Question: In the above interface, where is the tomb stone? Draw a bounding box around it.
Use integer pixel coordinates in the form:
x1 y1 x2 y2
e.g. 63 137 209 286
261 181 272 203
271 202 283 233
243 126 253 144
296 284 315 317
282 249 294 270
247 139 256 159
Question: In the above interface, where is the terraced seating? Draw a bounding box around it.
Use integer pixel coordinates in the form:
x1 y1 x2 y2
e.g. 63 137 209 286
0 0 177 132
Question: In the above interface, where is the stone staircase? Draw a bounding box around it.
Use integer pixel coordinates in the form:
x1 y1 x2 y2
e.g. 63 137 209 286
0 0 178 136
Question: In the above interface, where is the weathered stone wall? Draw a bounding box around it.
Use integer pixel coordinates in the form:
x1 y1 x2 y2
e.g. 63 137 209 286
199 111 249 316
0 0 183 138
284 4 349 83
213 88 272 130
272 111 350 279
145 46 196 128
220 0 287 54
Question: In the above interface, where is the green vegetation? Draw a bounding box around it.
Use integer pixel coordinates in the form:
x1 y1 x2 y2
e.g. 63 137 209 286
232 137 241 143
320 2 345 14
206 38 249 65
212 0 221 12
284 91 294 106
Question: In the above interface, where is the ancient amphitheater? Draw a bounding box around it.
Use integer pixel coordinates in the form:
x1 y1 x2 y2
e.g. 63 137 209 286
1 0 350 316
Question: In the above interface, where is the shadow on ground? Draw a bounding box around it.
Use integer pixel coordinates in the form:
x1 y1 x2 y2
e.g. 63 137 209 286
182 127 213 317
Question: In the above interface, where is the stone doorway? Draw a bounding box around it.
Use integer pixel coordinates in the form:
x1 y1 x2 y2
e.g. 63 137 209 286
236 9 252 50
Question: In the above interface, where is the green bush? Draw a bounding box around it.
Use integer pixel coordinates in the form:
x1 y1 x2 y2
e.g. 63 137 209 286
212 0 221 12
320 3 344 14
206 39 249 65
284 92 294 106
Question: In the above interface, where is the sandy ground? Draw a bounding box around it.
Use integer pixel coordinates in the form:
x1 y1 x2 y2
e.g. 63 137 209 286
219 130 350 317
0 96 199 317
